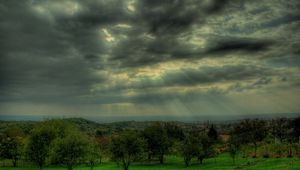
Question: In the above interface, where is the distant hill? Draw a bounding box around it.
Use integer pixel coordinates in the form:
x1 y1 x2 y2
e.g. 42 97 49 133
0 117 199 136
1 114 299 136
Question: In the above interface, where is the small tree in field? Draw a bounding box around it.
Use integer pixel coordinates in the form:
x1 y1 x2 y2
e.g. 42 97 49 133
181 134 198 167
271 118 292 143
237 119 267 158
0 127 24 167
26 120 73 169
189 129 215 165
26 126 56 169
208 125 218 142
229 136 240 165
51 132 89 170
86 139 101 170
143 123 171 164
110 131 145 170
197 134 213 164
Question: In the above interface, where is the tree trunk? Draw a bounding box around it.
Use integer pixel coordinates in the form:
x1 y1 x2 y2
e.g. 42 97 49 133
184 157 190 167
159 154 164 164
147 152 151 161
288 144 292 157
12 159 17 167
254 143 257 158
122 160 130 170
90 161 95 170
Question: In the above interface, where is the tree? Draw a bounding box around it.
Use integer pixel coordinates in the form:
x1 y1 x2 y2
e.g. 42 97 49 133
236 119 267 158
181 134 198 167
0 127 24 167
207 125 218 142
229 134 241 165
197 133 213 164
271 118 292 143
51 132 89 170
25 119 73 169
26 126 56 169
164 122 185 141
95 136 110 164
294 117 300 140
110 131 145 170
143 123 171 164
86 138 101 170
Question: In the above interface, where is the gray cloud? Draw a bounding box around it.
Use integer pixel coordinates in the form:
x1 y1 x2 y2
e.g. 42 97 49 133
0 0 299 116
206 39 273 54
161 65 271 86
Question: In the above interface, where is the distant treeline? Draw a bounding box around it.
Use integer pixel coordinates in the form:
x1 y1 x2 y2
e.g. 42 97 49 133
0 117 300 170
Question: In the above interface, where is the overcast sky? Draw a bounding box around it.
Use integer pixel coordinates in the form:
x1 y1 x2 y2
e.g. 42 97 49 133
0 0 299 119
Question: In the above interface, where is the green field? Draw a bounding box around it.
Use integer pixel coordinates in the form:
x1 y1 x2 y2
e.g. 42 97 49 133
1 154 299 170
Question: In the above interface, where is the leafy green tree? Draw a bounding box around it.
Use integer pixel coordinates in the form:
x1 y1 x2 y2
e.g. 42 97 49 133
181 134 198 167
143 123 171 164
110 131 145 170
51 132 89 170
86 138 101 170
26 125 56 169
197 133 213 164
0 127 24 167
165 122 185 141
25 119 73 169
189 128 215 164
95 136 110 164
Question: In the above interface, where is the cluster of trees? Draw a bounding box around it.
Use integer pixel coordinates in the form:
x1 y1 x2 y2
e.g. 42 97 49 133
0 120 100 170
110 122 219 169
1 117 300 170
0 120 218 170
228 117 300 164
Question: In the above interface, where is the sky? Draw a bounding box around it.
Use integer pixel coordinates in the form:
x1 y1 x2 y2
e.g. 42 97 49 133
0 0 300 120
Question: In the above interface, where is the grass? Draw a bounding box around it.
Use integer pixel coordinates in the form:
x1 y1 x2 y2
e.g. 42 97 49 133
1 154 299 170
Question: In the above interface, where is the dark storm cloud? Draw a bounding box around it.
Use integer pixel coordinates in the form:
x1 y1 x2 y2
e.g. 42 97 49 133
0 55 107 100
111 35 202 67
0 0 108 102
135 0 232 35
0 0 299 108
135 0 202 35
205 0 230 14
109 0 235 68
0 1 68 57
207 39 273 54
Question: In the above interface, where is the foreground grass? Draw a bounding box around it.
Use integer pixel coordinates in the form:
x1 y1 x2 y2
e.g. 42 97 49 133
1 154 300 170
